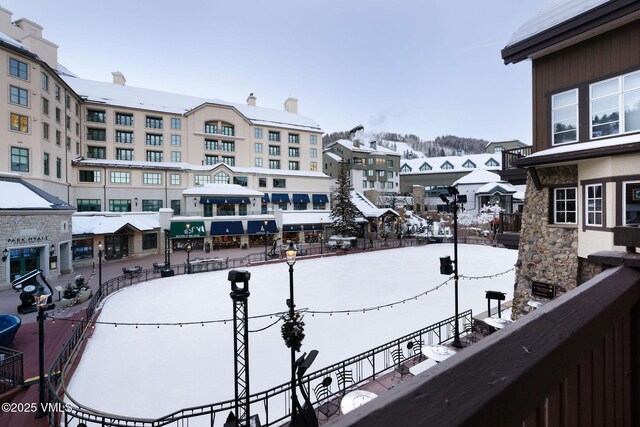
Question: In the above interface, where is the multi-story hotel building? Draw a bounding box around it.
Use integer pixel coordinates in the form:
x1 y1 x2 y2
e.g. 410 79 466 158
0 6 330 286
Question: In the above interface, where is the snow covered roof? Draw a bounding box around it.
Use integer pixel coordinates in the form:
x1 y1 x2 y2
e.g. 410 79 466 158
281 210 331 226
401 153 501 175
182 184 264 197
351 191 398 218
326 139 401 157
476 182 518 195
453 169 502 185
513 185 526 201
61 75 322 132
506 0 610 48
325 152 342 162
72 212 159 235
0 30 25 50
0 174 75 210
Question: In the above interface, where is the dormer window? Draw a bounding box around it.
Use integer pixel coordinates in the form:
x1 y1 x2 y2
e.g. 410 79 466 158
462 160 476 169
485 158 499 167
419 162 432 171
400 164 412 172
441 161 454 170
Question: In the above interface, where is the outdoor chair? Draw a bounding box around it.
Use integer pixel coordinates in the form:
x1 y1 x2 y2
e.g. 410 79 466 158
335 369 355 395
390 349 410 379
313 377 339 423
408 340 425 361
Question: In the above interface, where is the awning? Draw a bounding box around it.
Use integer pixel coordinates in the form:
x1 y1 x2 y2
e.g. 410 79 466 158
303 224 324 231
200 196 251 204
272 193 290 203
292 194 310 203
283 225 303 232
312 194 329 203
261 194 270 203
170 221 207 238
247 220 278 235
210 221 244 236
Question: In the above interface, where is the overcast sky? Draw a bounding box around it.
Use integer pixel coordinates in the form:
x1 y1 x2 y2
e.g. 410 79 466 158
2 1 549 144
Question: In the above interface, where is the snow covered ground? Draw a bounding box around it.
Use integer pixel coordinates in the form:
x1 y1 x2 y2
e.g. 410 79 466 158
66 244 517 422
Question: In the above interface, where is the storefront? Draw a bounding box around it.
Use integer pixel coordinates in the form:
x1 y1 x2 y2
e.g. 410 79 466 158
247 220 279 247
303 224 324 243
210 221 244 249
170 221 207 251
283 225 302 243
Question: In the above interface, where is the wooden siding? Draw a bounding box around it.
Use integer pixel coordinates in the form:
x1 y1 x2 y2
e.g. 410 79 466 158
532 20 640 153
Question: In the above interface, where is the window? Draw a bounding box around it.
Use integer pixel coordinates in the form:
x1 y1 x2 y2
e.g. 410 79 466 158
146 150 164 162
42 122 49 140
310 161 317 171
146 134 163 146
143 172 162 184
289 161 300 170
87 146 106 159
43 153 49 176
116 113 134 126
269 159 281 169
56 130 61 146
462 160 476 169
553 187 577 224
171 118 181 130
87 128 106 141
116 131 134 144
255 143 263 153
221 141 235 152
142 233 158 250
205 140 218 151
142 200 163 212
255 128 263 139
367 169 374 176
55 108 61 124
233 176 248 186
386 159 394 168
171 151 181 162
204 122 218 134
170 200 181 215
72 239 94 260
259 178 267 188
41 73 49 91
171 134 181 146
66 115 71 130
222 124 234 136
485 158 499 167
268 131 280 141
195 174 211 185
170 174 181 185
79 170 101 182
590 71 640 138
214 172 230 184
109 199 131 212
146 116 163 129
273 178 286 188
419 163 431 171
288 133 300 144
552 89 579 144
114 148 133 161
255 158 263 167
9 58 28 80
110 171 131 184
54 85 60 101
222 156 235 166
76 122 80 136
623 181 640 225
310 135 318 145
585 184 603 226
441 161 454 170
289 147 300 157
310 148 317 158
10 113 28 133
378 170 385 177
65 94 70 109
56 158 62 179
87 110 106 123
205 155 219 165
42 97 49 115
76 199 101 212
269 146 281 156
10 86 28 106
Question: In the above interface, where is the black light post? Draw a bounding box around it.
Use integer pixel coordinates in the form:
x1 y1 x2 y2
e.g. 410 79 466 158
228 270 252 426
264 219 269 261
319 218 323 255
185 223 192 274
285 241 299 425
440 187 463 349
97 241 103 299
34 294 48 418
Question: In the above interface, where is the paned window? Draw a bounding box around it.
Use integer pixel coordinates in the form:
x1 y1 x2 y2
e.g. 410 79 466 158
79 170 101 182
87 110 106 123
288 134 300 144
10 86 28 106
143 173 162 184
170 174 181 185
205 155 218 165
255 128 263 139
310 135 317 145
255 158 263 167
289 147 300 157
11 147 29 172
170 200 181 215
10 113 28 133
268 131 280 141
146 116 163 129
273 178 286 188
146 150 164 162
195 174 211 185
585 184 603 226
222 156 235 166
204 122 218 134
146 134 163 146
142 200 163 212
214 172 230 184
116 113 134 126
171 118 181 129
255 143 263 153
269 146 281 156
116 131 134 144
56 158 62 179
289 161 300 170
269 159 280 169
142 233 158 249
87 128 106 141
310 148 317 158
590 71 640 138
553 187 577 224
110 171 131 184
171 151 181 162
42 97 49 115
109 199 131 212
43 153 49 176
171 135 181 146
116 148 134 160
221 141 235 152
310 162 317 171
623 181 640 225
9 58 28 79
87 146 106 159
76 199 101 212
41 73 49 91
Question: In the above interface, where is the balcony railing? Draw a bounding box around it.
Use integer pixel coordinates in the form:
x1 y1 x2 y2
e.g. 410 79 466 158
0 347 23 393
332 264 640 426
501 146 532 170
499 212 522 233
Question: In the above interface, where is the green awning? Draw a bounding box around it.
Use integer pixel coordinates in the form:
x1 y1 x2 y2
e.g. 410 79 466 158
170 221 206 238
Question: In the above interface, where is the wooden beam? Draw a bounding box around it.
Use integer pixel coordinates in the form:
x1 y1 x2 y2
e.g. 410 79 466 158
529 167 542 190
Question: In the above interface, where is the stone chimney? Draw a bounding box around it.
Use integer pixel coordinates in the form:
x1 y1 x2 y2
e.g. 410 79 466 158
247 93 256 106
284 97 298 114
112 71 126 86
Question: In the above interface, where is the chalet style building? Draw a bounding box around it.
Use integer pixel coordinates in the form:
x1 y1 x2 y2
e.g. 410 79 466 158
502 0 640 316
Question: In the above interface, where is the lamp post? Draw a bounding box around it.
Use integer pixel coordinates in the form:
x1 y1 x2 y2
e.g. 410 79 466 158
285 241 298 425
34 294 48 418
319 218 323 255
185 223 192 274
97 241 104 299
440 187 463 349
264 219 269 261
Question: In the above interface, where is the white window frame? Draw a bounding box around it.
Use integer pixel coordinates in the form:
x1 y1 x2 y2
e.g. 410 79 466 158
552 88 579 145
585 183 603 226
589 70 640 139
553 187 577 224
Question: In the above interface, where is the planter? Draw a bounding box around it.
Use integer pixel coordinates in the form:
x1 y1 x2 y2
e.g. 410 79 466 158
59 289 92 309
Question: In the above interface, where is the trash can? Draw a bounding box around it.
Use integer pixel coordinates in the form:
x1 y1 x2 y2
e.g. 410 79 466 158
205 242 211 253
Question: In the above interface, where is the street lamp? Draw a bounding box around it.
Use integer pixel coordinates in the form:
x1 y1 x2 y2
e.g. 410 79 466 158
97 241 104 299
285 241 299 425
264 219 269 261
319 218 323 255
34 293 49 418
440 186 463 349
185 223 192 274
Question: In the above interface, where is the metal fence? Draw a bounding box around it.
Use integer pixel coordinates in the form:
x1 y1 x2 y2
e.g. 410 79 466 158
0 346 23 393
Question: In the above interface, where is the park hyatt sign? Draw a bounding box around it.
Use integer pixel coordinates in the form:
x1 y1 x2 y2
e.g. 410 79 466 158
6 236 51 245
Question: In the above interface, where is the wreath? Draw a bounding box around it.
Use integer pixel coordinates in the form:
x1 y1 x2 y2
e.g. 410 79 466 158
281 314 305 352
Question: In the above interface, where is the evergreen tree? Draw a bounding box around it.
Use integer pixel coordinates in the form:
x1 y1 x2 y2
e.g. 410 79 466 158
330 162 360 237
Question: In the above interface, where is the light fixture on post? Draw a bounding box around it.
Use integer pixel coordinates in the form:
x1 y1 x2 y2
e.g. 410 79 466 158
97 242 104 298
319 218 324 255
439 186 463 349
134 197 138 207
49 245 55 257
194 197 198 208
283 241 301 425
2 248 8 262
263 219 269 261
185 223 192 274
34 293 50 419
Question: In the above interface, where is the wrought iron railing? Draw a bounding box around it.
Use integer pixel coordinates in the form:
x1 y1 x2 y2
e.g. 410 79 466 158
0 346 23 393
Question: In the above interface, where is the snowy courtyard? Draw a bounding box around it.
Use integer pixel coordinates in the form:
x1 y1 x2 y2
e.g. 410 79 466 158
66 244 517 421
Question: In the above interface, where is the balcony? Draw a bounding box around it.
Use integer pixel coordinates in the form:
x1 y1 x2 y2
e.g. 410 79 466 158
499 146 531 185
496 212 522 249
332 264 640 426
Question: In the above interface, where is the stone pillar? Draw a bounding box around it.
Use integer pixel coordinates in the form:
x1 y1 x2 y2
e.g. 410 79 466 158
412 185 425 213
